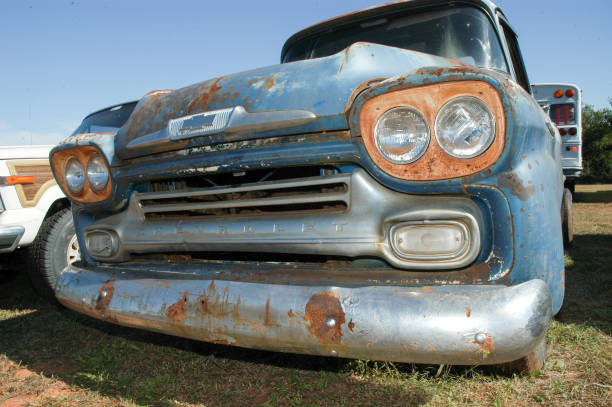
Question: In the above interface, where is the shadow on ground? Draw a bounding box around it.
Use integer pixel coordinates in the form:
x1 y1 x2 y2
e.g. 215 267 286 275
574 189 612 204
1 266 432 406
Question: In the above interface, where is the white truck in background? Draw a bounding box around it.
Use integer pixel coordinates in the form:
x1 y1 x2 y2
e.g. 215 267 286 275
0 145 78 301
0 100 136 302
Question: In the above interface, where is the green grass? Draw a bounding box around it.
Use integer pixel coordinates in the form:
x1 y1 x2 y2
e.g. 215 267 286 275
1 185 611 406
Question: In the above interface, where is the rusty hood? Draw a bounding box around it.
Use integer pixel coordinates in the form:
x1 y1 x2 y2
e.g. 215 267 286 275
116 42 458 159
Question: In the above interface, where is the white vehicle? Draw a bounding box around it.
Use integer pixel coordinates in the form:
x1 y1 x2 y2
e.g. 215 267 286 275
0 101 136 302
0 145 78 301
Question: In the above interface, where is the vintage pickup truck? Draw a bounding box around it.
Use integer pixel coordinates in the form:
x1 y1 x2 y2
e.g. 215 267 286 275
50 0 565 372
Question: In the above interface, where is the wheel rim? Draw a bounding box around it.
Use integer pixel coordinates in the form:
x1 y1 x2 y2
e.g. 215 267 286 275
67 234 81 264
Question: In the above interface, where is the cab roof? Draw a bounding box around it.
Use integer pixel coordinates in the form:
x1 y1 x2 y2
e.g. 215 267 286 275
281 0 502 62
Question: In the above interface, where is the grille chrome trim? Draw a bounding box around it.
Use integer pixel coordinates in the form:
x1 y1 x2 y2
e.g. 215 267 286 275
135 174 350 216
85 169 484 270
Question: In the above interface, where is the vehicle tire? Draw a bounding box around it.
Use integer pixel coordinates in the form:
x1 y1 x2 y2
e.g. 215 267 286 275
27 207 79 304
565 179 576 196
560 188 573 249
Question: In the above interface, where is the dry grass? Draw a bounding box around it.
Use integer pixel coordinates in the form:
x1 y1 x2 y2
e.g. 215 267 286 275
1 185 610 406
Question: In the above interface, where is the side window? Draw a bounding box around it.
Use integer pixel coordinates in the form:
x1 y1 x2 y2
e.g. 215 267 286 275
499 20 530 92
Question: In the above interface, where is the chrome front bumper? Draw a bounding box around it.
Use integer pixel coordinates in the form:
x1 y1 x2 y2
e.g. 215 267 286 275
56 263 552 365
0 225 25 253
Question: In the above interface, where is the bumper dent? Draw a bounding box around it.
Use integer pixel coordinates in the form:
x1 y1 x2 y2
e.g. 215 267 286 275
56 264 552 365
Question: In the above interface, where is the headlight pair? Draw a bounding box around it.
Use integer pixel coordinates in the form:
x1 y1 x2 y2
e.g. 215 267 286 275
51 146 112 203
360 81 505 181
65 155 108 194
375 97 495 163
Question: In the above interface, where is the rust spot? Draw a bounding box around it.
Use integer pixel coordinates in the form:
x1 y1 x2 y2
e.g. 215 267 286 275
304 291 346 345
473 333 495 354
262 76 276 90
464 307 471 318
264 298 271 326
359 81 505 181
347 319 355 332
200 297 210 314
418 286 434 292
287 309 295 318
498 172 535 201
166 292 188 323
95 280 115 313
186 77 224 113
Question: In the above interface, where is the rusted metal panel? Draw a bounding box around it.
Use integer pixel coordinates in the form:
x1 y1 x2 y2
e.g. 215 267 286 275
358 80 506 181
115 43 458 159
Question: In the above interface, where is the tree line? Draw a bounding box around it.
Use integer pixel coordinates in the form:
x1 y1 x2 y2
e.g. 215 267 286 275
581 99 612 182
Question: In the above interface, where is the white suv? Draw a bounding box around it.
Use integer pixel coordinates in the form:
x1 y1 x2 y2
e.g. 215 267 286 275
0 145 78 301
1 101 136 302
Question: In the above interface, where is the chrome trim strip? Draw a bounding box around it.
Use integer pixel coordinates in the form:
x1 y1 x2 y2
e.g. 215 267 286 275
136 173 347 201
141 192 348 214
126 106 317 150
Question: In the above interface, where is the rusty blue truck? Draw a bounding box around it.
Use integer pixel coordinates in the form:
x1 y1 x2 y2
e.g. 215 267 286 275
49 0 566 373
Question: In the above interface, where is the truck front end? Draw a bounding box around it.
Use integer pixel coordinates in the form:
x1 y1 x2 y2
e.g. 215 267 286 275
50 1 564 370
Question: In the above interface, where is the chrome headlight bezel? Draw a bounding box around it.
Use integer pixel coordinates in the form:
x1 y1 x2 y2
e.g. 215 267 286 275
434 96 496 159
373 107 431 164
86 154 109 192
65 157 85 194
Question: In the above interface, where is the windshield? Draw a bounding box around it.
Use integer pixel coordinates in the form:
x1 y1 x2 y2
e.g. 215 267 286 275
283 7 508 73
71 102 137 136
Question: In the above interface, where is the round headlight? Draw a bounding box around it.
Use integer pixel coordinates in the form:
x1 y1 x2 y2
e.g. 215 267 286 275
86 154 109 192
374 107 430 164
65 157 85 194
435 96 495 158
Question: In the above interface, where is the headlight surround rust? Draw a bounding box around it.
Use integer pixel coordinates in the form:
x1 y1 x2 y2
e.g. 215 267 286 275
358 81 505 181
51 146 112 203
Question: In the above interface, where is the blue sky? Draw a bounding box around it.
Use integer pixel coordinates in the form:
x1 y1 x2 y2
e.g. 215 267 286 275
1 0 610 146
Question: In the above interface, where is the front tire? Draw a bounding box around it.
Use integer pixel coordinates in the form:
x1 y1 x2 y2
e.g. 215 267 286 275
27 208 79 304
561 188 573 249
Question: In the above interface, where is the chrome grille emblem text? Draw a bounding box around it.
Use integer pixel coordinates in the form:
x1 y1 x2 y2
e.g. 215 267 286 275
168 107 234 140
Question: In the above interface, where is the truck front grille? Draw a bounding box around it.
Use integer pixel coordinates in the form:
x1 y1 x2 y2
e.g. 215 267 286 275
136 171 350 219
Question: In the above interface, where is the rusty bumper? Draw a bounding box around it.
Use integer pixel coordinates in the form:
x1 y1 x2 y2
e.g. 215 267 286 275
55 263 552 365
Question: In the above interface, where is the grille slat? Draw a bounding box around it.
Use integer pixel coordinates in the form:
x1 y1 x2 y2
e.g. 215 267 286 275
136 172 351 218
140 191 348 214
